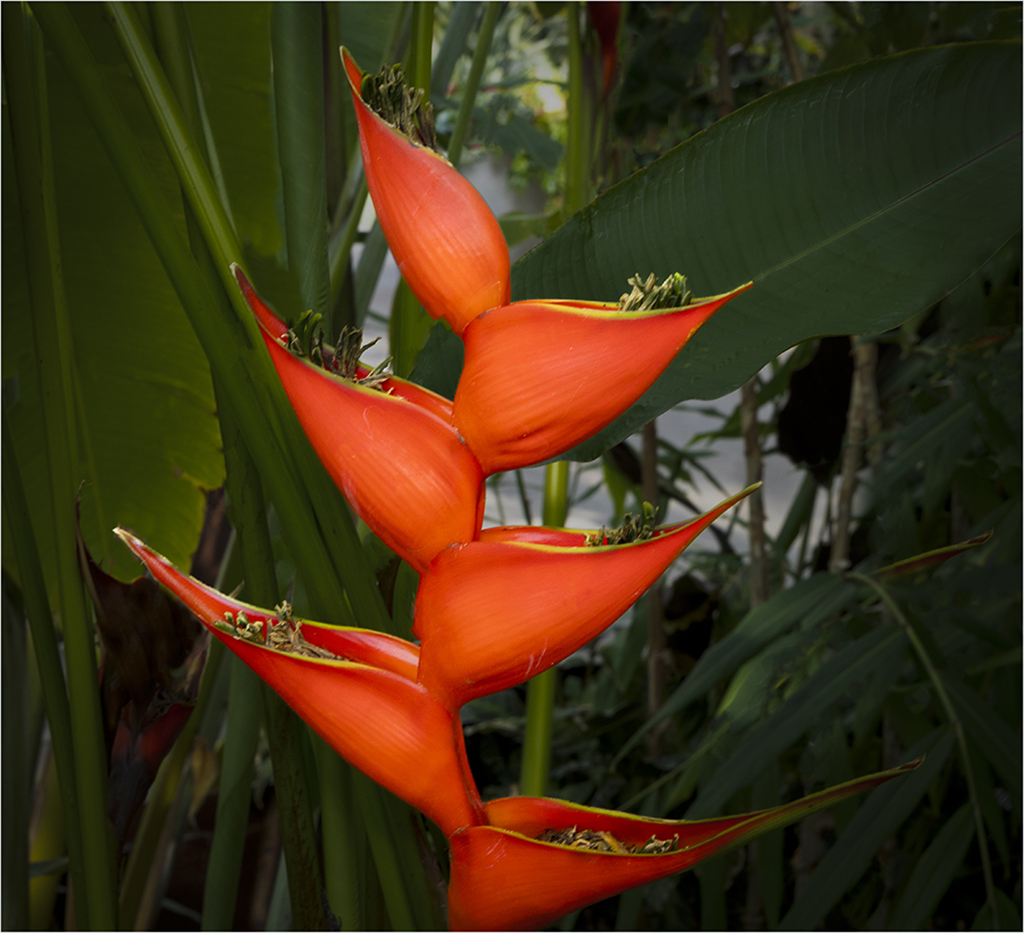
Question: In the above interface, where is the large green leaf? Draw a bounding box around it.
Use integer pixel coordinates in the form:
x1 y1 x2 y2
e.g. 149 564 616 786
2 4 223 584
510 42 1022 461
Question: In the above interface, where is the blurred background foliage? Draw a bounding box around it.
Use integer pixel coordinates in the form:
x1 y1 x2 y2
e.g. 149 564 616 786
2 1 1020 930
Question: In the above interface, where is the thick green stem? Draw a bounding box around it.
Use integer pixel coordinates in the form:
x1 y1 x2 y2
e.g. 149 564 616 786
3 9 116 925
272 1 332 335
520 461 570 797
408 3 434 99
849 572 999 929
447 2 500 169
313 739 366 931
218 388 326 930
564 1 589 214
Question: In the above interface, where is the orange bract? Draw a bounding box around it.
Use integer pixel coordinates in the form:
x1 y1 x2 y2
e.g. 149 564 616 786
115 529 485 835
415 488 754 710
452 284 752 474
449 762 921 931
343 49 510 334
259 330 484 573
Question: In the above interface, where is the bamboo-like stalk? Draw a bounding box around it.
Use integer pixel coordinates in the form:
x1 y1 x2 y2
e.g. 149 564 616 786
313 739 367 931
564 1 590 213
831 338 877 572
3 10 117 925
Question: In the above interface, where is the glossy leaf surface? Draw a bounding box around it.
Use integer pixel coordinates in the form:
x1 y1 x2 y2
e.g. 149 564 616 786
510 43 1022 460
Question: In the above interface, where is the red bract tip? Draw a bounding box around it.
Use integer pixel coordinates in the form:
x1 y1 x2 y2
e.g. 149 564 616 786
343 48 510 334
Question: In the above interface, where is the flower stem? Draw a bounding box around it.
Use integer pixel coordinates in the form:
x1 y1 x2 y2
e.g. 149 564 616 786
520 462 570 796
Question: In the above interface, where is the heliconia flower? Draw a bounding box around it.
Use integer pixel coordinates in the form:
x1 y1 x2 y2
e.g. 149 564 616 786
342 49 510 334
452 283 752 475
115 529 486 835
448 761 922 931
415 487 755 711
233 266 484 572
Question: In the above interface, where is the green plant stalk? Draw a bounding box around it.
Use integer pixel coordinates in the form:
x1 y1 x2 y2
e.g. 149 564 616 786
2 571 30 930
353 772 417 931
446 2 500 169
849 572 999 928
218 388 327 930
520 461 570 797
408 2 434 100
328 180 369 309
387 3 436 378
313 738 366 931
202 660 263 932
272 1 332 335
2 10 117 926
1 409 86 923
564 1 589 214
261 692 327 930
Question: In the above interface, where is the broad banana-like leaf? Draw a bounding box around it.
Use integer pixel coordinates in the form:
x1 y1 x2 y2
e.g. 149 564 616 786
509 42 1022 460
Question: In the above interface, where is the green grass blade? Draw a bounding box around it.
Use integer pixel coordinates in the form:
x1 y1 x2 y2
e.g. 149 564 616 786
780 726 956 931
0 408 85 924
616 573 857 764
2 577 30 929
684 627 906 817
888 802 974 931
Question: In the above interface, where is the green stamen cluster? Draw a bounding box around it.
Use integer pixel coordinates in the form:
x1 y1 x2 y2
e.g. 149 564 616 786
618 272 692 312
361 63 439 153
536 825 678 854
584 501 657 547
287 315 392 390
215 607 340 659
